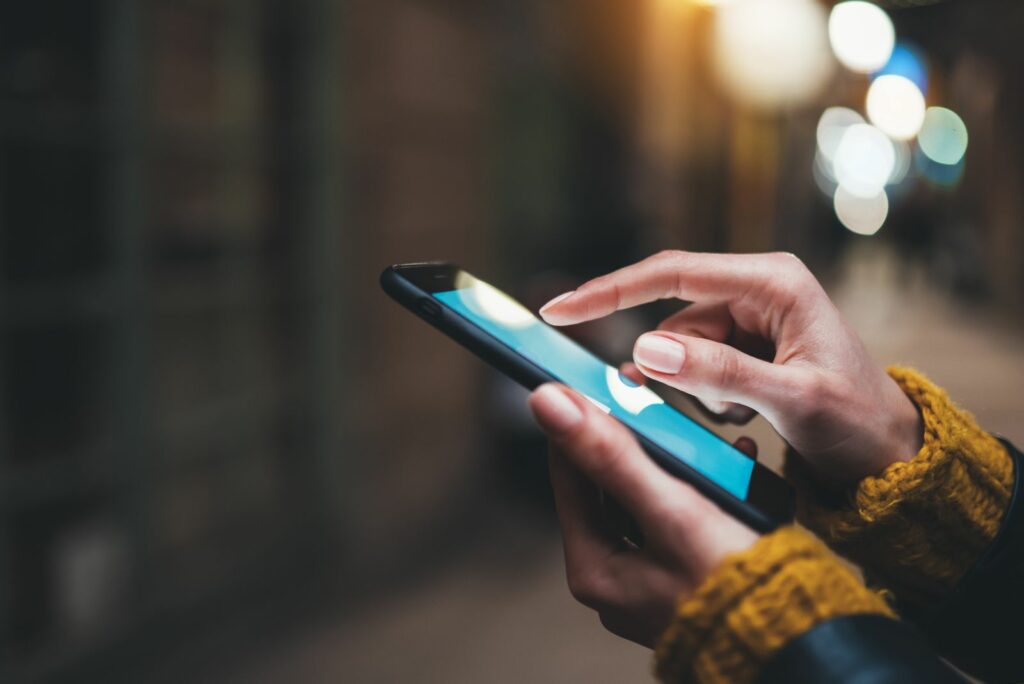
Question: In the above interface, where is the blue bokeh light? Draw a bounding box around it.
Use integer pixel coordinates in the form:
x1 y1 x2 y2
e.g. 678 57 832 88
874 43 928 94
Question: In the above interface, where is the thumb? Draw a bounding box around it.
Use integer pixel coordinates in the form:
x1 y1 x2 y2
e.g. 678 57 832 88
632 332 799 419
528 383 696 527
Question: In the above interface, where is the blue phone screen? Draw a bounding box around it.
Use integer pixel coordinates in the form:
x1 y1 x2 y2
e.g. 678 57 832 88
433 278 754 499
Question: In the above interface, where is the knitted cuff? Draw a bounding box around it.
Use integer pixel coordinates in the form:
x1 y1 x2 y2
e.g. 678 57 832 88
794 367 1014 605
654 527 893 684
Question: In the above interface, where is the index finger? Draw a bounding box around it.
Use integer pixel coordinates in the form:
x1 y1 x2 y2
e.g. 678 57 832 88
539 251 780 326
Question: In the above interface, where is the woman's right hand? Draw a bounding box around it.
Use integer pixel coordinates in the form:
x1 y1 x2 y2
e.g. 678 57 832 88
539 251 923 487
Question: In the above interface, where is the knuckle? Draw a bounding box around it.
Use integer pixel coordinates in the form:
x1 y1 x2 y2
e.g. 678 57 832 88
710 345 741 394
770 251 806 275
792 372 838 421
771 251 803 267
654 250 689 275
769 252 815 297
806 373 836 403
648 250 692 298
654 249 684 263
598 611 627 639
567 570 608 608
586 430 624 477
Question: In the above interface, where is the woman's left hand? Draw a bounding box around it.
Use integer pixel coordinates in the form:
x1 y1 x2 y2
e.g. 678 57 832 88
528 382 759 647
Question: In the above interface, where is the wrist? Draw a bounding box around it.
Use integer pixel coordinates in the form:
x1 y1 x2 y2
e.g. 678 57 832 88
885 377 925 467
792 367 1014 605
844 373 926 484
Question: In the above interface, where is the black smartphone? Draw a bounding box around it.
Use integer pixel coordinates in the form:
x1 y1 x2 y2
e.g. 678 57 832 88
381 262 795 532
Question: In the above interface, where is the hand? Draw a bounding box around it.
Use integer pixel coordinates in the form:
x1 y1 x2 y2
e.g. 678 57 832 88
540 251 923 486
528 383 758 647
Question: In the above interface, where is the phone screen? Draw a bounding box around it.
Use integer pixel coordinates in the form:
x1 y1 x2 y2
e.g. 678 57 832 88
433 275 755 500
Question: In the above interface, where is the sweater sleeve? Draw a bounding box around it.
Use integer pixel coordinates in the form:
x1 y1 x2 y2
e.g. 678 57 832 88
790 367 1015 606
654 527 893 684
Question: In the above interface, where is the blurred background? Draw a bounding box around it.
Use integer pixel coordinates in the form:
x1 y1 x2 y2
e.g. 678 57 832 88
0 0 1022 681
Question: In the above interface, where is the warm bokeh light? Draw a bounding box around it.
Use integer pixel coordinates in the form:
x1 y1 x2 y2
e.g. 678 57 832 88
918 107 969 165
866 74 926 140
834 123 896 197
834 185 889 235
828 1 895 73
713 0 833 109
816 106 865 162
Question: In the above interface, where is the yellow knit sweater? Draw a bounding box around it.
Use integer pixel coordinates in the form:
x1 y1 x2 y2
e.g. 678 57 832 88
654 368 1015 684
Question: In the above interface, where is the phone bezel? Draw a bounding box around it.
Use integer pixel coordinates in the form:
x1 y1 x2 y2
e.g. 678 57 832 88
381 262 795 532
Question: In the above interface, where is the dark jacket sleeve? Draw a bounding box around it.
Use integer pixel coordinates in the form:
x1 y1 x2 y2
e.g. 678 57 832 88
906 437 1024 683
756 438 1023 684
756 615 965 683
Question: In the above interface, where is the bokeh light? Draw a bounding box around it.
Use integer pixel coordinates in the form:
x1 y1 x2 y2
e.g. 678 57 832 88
889 139 912 185
918 107 969 165
866 74 926 140
813 151 838 196
834 185 889 235
816 106 864 162
833 123 896 197
875 42 928 94
713 0 833 109
828 1 895 73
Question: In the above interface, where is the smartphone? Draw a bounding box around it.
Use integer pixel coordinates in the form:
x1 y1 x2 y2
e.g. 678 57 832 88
381 262 794 532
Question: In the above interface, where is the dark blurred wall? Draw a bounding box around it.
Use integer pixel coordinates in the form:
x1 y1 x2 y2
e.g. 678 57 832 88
342 0 495 574
0 1 354 679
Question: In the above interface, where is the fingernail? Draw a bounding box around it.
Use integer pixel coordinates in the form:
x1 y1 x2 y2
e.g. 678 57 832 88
634 334 685 374
539 290 575 315
530 384 584 435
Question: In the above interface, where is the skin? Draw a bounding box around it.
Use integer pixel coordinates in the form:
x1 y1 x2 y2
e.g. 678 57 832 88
528 251 924 647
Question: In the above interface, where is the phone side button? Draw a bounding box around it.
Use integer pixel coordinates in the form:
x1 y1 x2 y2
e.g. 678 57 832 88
417 298 442 319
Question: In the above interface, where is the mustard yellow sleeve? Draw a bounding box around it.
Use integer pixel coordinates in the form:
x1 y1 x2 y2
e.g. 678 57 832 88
793 367 1015 605
654 527 892 684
